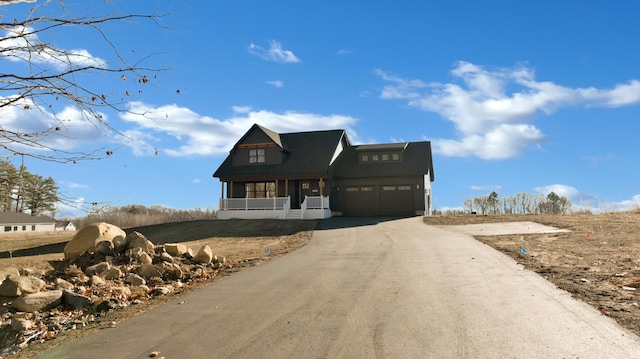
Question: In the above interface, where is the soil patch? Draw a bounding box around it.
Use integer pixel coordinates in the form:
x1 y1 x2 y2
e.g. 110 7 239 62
427 212 640 337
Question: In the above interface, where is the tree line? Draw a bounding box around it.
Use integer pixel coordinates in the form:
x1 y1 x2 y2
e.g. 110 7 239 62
74 204 216 229
460 191 572 215
0 160 58 217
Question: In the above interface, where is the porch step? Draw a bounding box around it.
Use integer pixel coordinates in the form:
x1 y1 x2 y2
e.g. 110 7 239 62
285 209 302 220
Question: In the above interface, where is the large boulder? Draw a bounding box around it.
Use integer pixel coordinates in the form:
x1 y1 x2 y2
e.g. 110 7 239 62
0 267 20 282
193 245 213 264
85 262 110 276
12 290 63 312
126 231 155 254
0 275 46 297
62 290 92 309
165 243 187 257
137 264 164 280
63 222 126 260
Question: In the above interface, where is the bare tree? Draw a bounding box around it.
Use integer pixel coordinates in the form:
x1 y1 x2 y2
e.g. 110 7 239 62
473 195 489 214
463 198 474 213
487 191 500 214
538 192 572 214
0 1 169 163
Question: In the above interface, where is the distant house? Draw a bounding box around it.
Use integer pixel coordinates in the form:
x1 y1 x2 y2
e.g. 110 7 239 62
213 124 434 220
0 212 56 233
55 221 77 232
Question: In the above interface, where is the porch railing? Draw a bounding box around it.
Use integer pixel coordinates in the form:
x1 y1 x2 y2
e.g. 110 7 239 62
303 195 330 209
220 196 290 210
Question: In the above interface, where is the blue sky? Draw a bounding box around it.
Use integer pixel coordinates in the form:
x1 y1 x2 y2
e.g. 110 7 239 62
2 0 640 217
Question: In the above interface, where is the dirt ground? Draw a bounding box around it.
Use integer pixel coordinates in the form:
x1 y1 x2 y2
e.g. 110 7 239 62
426 212 640 339
3 213 640 357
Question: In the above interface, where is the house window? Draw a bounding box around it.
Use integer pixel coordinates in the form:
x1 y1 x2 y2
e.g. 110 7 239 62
249 149 265 164
360 186 374 192
22 226 26 231
372 154 379 161
382 186 396 191
381 154 389 161
4 226 11 232
301 182 310 189
32 225 36 231
392 153 400 161
246 182 276 198
361 154 369 162
346 187 359 192
13 226 17 231
398 185 411 191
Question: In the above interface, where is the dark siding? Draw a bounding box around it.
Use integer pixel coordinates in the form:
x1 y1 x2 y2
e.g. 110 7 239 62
232 146 282 166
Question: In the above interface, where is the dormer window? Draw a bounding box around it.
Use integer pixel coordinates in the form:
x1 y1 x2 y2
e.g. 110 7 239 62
249 148 265 164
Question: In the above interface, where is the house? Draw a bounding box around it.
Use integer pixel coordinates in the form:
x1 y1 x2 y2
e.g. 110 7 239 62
0 212 57 233
213 124 434 219
55 221 77 231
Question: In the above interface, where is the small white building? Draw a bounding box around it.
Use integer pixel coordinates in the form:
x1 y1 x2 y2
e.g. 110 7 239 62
55 221 77 231
0 212 56 233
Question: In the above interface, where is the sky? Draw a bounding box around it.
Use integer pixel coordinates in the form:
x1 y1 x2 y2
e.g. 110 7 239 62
1 0 640 217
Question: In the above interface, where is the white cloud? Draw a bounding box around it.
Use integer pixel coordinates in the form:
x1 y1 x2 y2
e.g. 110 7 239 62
55 196 87 219
434 124 544 160
0 95 109 153
266 80 284 88
248 40 301 63
377 62 640 160
68 182 90 189
119 102 359 157
232 106 252 114
192 179 202 184
607 194 640 212
0 25 107 70
534 184 580 199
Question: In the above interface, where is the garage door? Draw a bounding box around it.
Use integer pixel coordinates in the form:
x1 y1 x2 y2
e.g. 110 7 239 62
343 186 378 216
380 185 414 216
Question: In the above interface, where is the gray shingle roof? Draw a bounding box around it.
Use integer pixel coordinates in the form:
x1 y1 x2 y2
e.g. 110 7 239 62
332 141 434 180
0 212 55 224
213 126 434 182
214 129 346 179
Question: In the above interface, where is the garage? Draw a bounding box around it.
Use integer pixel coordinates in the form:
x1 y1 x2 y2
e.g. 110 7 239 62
380 185 415 216
343 186 378 216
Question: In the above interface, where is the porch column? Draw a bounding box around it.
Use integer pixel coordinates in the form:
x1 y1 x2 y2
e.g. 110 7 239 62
285 179 289 197
221 181 225 199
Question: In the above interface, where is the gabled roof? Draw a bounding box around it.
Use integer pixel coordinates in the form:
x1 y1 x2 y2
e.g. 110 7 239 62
332 141 434 181
230 124 284 152
214 125 434 182
214 128 348 179
0 212 55 224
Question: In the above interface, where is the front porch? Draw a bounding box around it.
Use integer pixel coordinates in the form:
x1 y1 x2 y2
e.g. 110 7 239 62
217 195 331 220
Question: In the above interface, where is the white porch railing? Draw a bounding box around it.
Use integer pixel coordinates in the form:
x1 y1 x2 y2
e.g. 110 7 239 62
217 195 330 220
303 195 330 209
220 196 290 210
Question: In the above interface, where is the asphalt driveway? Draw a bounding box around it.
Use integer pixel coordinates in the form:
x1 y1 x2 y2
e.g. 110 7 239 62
37 217 640 358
